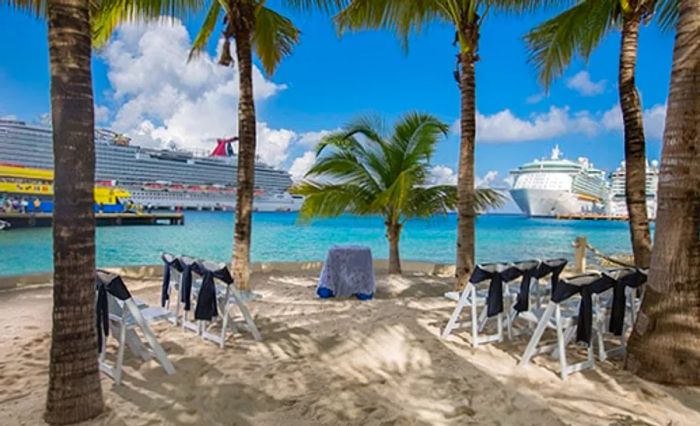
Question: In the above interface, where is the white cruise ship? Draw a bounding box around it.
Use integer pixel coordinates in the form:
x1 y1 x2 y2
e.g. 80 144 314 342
0 119 303 212
509 146 608 217
607 160 659 220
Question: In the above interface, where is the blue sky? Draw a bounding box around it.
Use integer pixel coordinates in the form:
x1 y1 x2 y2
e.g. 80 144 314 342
0 3 674 191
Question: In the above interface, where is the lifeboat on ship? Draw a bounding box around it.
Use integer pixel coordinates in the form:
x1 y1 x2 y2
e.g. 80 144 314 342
143 182 166 191
168 184 185 192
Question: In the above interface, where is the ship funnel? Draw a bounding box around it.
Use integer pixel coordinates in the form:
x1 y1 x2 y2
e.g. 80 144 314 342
211 136 238 157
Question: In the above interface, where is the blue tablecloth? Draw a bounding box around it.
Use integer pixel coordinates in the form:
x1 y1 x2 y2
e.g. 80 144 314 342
317 245 375 299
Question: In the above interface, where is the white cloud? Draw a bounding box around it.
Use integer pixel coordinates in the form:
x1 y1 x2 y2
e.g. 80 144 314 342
602 103 667 139
0 114 17 121
475 106 598 143
476 170 498 188
427 165 458 186
95 105 110 124
297 129 335 147
256 124 296 167
526 93 545 104
100 19 291 165
427 166 501 189
289 151 317 182
566 71 606 96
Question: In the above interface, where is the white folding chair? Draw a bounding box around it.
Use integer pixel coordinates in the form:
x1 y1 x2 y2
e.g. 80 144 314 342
593 268 647 361
507 258 567 337
193 261 262 348
442 262 520 347
518 272 614 379
98 289 176 385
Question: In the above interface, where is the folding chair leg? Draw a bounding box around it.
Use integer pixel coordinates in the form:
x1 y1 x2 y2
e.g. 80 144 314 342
125 301 175 376
441 284 471 339
554 305 569 380
470 286 479 347
115 323 127 385
519 302 555 367
229 289 262 342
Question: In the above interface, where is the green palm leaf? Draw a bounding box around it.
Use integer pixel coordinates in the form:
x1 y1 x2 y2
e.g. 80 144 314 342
253 6 301 75
524 0 619 89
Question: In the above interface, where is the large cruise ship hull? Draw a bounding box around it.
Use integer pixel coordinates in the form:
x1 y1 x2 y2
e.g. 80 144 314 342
510 188 604 217
0 120 302 212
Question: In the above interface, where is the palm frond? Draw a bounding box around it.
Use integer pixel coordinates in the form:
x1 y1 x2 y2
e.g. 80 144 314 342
292 180 376 220
524 0 619 89
92 0 205 47
655 0 679 32
284 0 348 14
252 6 300 75
188 0 223 60
474 187 506 211
334 0 447 50
297 112 455 224
3 0 46 16
404 184 457 219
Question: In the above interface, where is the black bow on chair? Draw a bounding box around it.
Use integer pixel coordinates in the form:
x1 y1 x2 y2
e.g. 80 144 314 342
178 256 197 311
552 272 616 345
161 252 184 307
536 258 568 294
511 260 541 314
193 261 234 321
604 268 647 335
95 270 132 352
470 263 521 317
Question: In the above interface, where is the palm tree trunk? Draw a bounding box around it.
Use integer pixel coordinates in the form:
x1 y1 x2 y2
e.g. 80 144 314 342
44 0 105 423
455 50 477 290
386 221 402 274
619 12 652 269
232 9 257 291
625 0 700 385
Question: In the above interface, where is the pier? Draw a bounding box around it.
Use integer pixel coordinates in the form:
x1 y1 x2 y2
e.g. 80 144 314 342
554 213 629 221
0 212 184 229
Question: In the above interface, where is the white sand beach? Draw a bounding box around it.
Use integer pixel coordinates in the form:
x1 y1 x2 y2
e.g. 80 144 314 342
1 269 699 425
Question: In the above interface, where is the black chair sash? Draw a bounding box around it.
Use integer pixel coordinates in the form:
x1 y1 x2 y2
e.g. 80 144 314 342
604 268 647 335
535 258 568 294
511 260 541 313
552 273 616 345
193 261 234 321
178 256 197 311
161 252 184 307
470 263 521 317
95 270 132 352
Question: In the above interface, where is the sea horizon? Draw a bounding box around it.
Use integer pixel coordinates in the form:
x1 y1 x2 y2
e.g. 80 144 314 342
0 211 639 277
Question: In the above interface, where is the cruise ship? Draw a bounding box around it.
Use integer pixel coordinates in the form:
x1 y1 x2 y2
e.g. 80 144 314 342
0 119 302 212
509 146 608 217
607 160 659 220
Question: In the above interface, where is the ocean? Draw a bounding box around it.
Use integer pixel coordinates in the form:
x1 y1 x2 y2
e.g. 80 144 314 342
0 212 638 277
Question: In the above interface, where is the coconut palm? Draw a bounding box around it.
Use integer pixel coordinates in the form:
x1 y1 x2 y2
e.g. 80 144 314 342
292 112 505 274
5 1 202 422
5 0 106 422
525 0 679 269
97 0 342 290
625 0 700 385
335 0 549 288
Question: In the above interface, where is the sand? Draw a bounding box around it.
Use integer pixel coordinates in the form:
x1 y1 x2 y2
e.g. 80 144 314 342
0 270 699 425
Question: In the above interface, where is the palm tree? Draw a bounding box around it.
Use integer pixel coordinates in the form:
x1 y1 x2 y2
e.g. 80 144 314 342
292 112 504 274
625 0 700 385
98 0 340 290
525 0 679 269
6 0 106 422
335 0 547 288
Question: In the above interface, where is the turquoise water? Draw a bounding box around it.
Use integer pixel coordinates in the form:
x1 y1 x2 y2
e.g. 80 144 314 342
0 212 637 276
